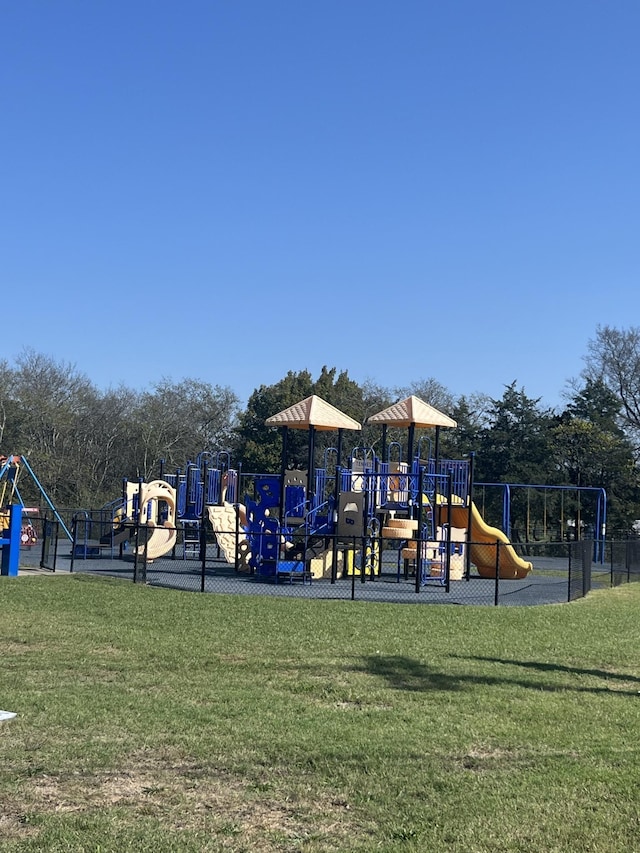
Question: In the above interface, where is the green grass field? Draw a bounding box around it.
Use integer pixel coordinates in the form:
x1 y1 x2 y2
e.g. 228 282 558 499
1 575 639 852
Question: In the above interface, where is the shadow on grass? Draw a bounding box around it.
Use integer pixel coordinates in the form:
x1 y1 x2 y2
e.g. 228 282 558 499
454 654 640 685
348 654 639 696
356 655 463 692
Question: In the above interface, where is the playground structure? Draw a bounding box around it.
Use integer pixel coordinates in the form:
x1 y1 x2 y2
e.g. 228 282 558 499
72 479 179 562
0 453 78 575
63 393 607 593
124 479 178 560
0 407 608 595
438 501 532 579
72 452 234 564
0 455 72 563
107 395 539 586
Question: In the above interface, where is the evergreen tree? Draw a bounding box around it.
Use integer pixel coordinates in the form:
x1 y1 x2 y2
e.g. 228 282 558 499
475 382 555 485
473 383 556 537
233 367 365 475
440 393 491 460
552 380 640 534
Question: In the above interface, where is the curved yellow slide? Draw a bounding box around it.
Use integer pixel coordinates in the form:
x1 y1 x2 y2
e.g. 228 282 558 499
440 502 532 579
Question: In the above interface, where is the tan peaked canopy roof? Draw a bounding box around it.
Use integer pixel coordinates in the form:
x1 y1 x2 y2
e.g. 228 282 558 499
265 395 361 432
366 395 457 429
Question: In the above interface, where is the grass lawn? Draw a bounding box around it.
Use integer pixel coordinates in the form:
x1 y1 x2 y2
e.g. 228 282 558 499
0 574 639 852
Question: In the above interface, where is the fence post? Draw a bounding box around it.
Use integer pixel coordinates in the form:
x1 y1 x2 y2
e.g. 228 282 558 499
415 466 424 594
331 467 341 584
52 521 59 571
140 523 148 583
465 452 474 582
445 472 453 594
582 539 592 598
200 519 207 593
494 540 500 606
70 516 77 573
200 461 208 593
351 536 356 601
133 481 141 583
39 513 49 570
40 516 59 572
414 525 422 594
610 540 614 587
626 540 631 584
234 494 241 573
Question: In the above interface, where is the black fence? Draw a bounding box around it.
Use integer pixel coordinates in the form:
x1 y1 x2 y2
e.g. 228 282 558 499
39 518 61 571
607 539 640 587
22 517 640 607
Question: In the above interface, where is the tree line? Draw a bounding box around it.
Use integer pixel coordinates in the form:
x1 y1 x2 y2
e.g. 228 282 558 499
3 325 640 535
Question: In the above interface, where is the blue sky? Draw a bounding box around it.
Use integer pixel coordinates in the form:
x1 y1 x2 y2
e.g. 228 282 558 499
3 1 639 410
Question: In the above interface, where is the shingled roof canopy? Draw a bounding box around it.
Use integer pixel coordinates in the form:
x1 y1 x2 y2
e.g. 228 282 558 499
366 395 457 429
265 395 361 432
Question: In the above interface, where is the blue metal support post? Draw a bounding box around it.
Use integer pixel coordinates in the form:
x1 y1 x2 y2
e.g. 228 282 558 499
0 505 22 576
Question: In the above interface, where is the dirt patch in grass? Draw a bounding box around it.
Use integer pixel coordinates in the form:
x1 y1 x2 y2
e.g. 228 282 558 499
5 755 364 850
455 744 583 775
457 745 532 773
2 640 52 656
0 810 33 842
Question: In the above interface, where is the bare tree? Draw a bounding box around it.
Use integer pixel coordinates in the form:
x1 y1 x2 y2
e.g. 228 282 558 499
10 350 100 504
394 377 456 414
126 379 239 479
0 359 17 450
584 325 640 437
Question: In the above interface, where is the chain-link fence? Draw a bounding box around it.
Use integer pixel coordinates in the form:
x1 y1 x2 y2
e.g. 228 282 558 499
606 539 640 587
21 515 639 607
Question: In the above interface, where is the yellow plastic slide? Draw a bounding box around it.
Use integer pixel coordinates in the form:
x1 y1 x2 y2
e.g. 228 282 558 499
440 502 532 579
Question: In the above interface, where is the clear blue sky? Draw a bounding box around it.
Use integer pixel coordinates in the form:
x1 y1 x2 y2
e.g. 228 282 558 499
3 1 639 409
